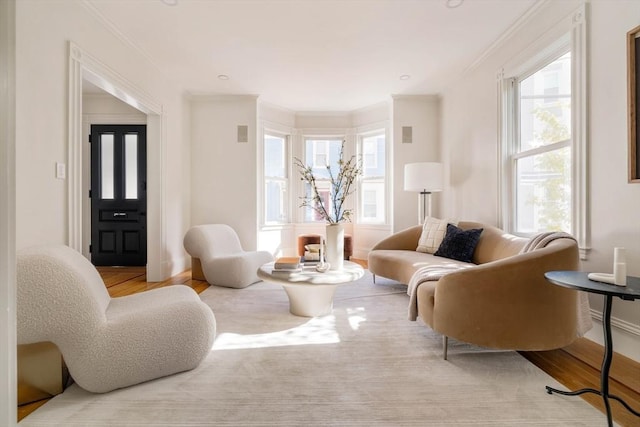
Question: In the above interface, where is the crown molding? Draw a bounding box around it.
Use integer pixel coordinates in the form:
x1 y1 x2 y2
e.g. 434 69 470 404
464 0 552 74
79 0 164 75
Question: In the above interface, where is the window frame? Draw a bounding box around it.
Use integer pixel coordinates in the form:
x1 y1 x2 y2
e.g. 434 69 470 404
357 129 387 225
301 136 345 223
261 128 291 226
512 49 572 234
498 4 588 259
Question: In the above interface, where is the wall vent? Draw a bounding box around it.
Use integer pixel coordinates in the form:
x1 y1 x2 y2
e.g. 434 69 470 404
402 126 412 143
237 125 248 143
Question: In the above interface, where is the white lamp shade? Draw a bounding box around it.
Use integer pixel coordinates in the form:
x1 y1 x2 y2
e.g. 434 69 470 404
404 162 443 192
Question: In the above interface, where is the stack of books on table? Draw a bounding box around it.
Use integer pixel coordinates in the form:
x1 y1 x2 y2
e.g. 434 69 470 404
272 256 303 273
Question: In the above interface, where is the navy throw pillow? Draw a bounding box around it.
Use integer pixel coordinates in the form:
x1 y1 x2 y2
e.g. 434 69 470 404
434 223 483 263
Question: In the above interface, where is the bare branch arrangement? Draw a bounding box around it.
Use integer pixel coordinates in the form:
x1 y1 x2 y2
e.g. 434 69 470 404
294 141 362 224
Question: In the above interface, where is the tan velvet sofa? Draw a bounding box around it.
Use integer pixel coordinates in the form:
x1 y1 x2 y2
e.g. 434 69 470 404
368 221 586 354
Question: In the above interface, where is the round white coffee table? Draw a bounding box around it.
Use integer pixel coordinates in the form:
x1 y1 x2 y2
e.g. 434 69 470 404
257 261 365 317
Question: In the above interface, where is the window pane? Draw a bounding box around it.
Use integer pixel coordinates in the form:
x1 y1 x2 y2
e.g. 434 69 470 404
100 134 114 200
304 181 332 222
265 134 285 178
516 146 571 233
304 139 343 221
360 181 385 223
265 179 287 223
359 133 386 224
125 134 138 200
306 139 342 178
362 134 385 177
519 52 571 151
314 141 328 167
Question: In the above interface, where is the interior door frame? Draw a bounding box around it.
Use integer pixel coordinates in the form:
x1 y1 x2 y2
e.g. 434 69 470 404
82 115 147 263
0 0 16 423
68 41 166 281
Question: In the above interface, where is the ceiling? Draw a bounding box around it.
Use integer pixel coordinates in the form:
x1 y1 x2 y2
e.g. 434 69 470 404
84 0 537 112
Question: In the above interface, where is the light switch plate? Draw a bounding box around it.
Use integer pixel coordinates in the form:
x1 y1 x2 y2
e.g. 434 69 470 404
55 162 66 179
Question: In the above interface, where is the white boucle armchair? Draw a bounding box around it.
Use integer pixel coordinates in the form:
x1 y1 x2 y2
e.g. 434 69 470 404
183 224 274 288
17 245 216 394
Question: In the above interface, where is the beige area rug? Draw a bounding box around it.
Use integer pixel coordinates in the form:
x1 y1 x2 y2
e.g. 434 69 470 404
20 272 608 426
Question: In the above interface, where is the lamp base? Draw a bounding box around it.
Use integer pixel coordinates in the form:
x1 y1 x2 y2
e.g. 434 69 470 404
418 191 432 225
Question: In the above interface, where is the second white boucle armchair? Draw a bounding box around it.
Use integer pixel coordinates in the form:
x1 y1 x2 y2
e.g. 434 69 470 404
184 224 274 288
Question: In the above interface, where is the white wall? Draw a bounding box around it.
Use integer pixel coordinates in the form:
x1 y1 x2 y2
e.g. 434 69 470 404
15 0 191 277
190 95 259 250
441 0 640 361
581 0 640 360
392 95 441 233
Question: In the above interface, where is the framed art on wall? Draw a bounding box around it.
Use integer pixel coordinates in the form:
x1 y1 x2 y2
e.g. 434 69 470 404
628 24 640 182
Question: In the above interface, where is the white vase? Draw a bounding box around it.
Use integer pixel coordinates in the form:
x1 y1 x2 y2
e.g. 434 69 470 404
325 223 344 271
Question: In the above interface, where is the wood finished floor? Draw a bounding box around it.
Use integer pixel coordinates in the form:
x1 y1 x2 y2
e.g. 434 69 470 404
18 263 640 426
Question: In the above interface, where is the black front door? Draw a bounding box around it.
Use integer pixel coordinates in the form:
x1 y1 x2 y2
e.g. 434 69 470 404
90 125 147 266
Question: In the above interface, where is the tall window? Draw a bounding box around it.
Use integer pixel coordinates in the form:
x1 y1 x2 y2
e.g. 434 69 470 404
513 52 572 233
264 133 288 224
358 132 386 224
303 138 344 222
499 6 587 257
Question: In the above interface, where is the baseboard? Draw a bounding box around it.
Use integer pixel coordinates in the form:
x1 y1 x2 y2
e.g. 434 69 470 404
589 308 640 337
585 308 640 364
161 255 187 279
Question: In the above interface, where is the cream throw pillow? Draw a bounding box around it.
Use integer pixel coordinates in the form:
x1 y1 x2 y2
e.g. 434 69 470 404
416 217 457 254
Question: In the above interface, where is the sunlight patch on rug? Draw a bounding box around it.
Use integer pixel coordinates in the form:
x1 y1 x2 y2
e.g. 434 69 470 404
346 306 366 330
211 314 341 350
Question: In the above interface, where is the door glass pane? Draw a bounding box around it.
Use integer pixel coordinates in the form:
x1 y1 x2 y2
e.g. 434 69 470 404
125 134 138 199
516 146 571 233
100 134 114 200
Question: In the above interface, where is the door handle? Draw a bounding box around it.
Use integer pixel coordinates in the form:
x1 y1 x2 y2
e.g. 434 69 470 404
113 212 127 217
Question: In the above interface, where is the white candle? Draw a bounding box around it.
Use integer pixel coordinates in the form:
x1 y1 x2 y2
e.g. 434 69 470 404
614 247 626 264
614 263 627 286
613 247 627 286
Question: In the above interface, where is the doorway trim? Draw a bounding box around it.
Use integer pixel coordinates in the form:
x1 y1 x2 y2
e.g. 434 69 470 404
68 41 166 281
0 0 16 424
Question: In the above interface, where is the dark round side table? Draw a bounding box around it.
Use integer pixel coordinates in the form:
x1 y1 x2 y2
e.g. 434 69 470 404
544 271 640 427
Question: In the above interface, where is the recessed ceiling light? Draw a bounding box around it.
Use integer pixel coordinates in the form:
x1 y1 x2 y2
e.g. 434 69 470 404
161 0 178 5
446 0 464 8
217 75 230 80
400 75 411 80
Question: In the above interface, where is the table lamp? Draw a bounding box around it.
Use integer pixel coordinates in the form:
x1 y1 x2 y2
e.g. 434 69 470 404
404 162 443 224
